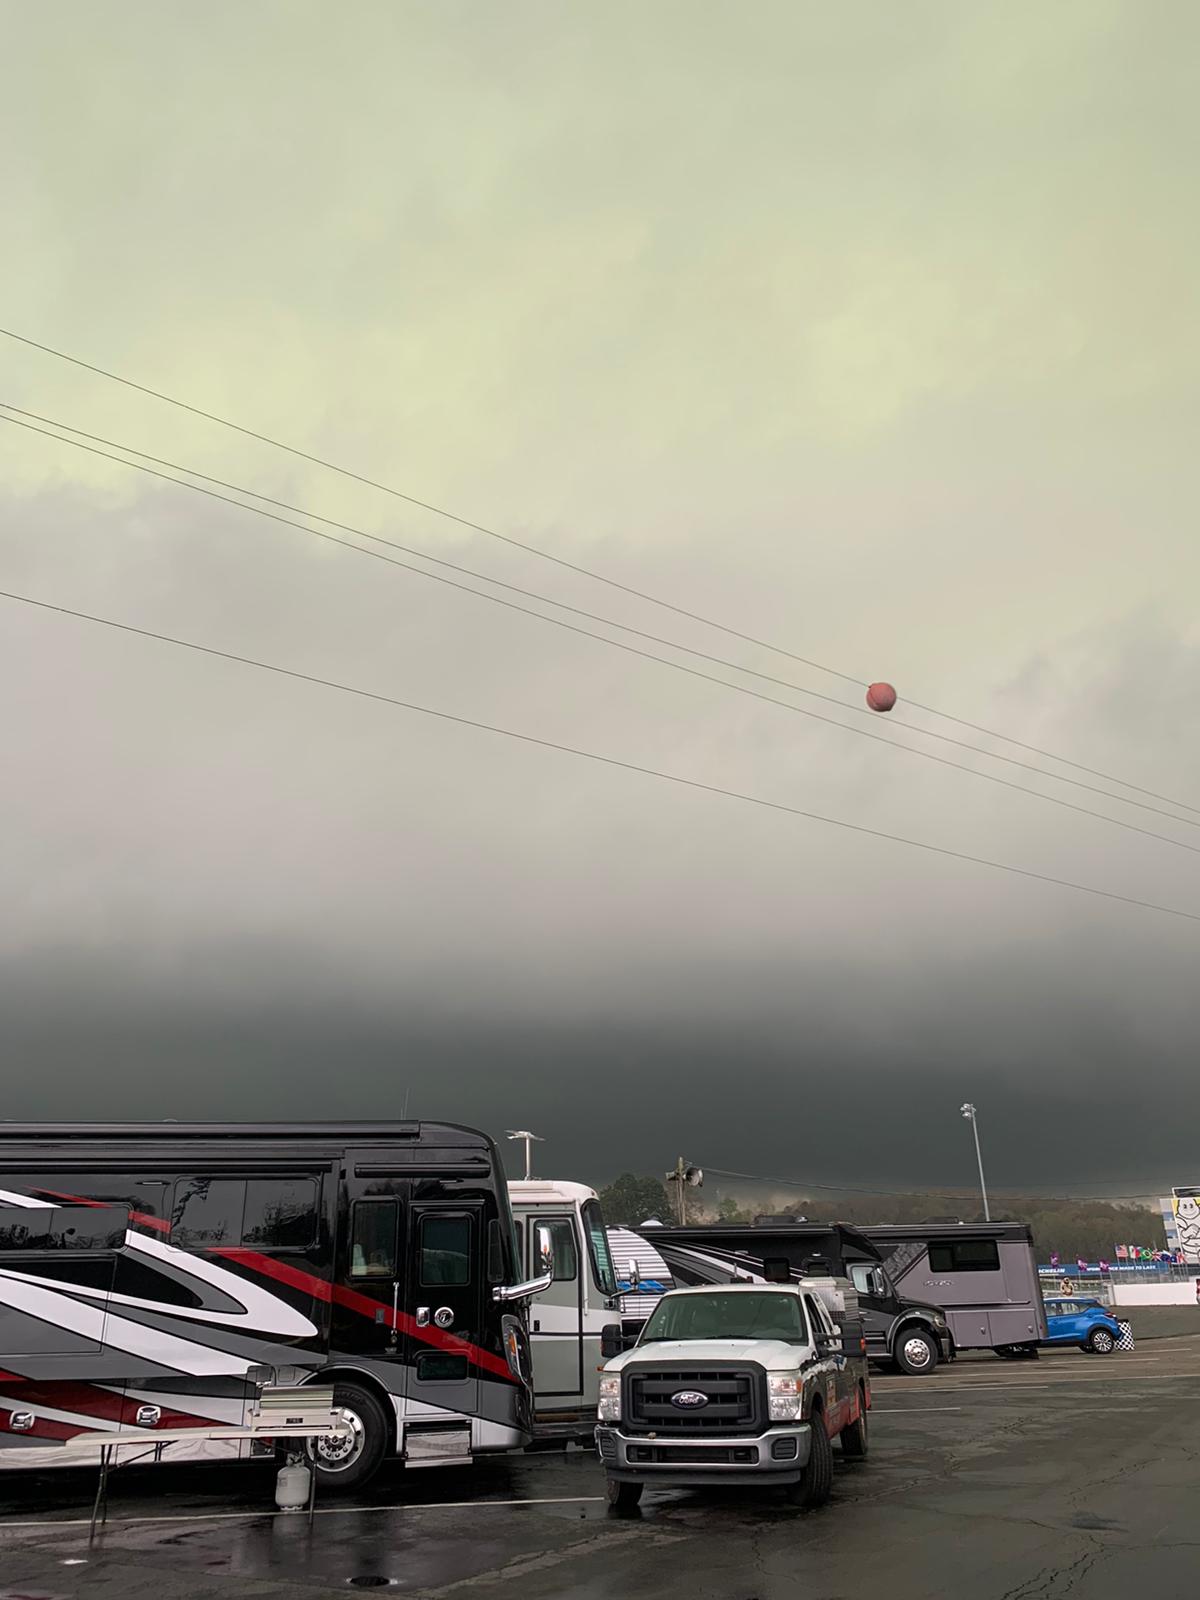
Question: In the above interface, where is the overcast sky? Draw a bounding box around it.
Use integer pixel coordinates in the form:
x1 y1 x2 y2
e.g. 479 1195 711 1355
2 1 1198 1197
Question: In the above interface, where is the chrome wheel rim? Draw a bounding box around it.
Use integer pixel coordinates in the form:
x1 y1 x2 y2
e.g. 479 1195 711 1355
1093 1331 1114 1353
903 1336 932 1369
309 1408 365 1472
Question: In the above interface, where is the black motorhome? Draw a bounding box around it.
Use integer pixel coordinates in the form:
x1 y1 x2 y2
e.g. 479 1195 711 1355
0 1121 550 1487
631 1222 952 1373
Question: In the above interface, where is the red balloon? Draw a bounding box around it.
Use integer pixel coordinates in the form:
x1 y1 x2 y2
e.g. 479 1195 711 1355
866 682 897 713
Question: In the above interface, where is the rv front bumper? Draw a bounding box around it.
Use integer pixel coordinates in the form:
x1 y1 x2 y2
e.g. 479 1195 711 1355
596 1423 812 1486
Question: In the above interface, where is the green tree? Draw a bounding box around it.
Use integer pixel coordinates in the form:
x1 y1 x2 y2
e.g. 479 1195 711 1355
717 1193 753 1223
599 1173 670 1227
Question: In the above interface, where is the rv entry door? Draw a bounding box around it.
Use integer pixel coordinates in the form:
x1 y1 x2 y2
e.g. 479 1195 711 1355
406 1201 482 1425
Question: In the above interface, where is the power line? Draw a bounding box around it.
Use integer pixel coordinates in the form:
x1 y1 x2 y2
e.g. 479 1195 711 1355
7 401 1198 839
702 1166 1164 1205
3 583 1199 928
3 322 1195 820
5 408 1199 864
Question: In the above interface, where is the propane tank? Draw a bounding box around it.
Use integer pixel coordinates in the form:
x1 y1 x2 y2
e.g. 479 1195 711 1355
275 1462 311 1512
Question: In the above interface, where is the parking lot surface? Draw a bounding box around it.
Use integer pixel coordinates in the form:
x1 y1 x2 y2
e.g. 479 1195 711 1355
3 1331 1199 1600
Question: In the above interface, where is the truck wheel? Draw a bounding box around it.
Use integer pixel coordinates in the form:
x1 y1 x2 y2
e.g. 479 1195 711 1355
606 1477 643 1513
894 1328 939 1375
309 1381 390 1491
787 1408 833 1508
1086 1328 1115 1355
839 1391 869 1459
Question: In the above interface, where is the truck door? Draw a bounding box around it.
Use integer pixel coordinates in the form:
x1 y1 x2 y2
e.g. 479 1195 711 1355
406 1201 481 1426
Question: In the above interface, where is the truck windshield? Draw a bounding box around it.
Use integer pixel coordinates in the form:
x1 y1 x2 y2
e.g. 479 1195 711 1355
640 1292 806 1344
582 1200 618 1296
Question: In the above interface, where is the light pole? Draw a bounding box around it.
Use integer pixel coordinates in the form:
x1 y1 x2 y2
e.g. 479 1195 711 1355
960 1103 990 1221
506 1130 544 1182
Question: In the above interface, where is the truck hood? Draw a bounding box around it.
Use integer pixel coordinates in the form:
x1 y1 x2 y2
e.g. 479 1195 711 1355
605 1337 808 1373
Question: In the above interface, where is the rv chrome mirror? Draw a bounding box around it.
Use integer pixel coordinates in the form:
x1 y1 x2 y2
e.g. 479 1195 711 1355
492 1270 552 1304
534 1223 554 1277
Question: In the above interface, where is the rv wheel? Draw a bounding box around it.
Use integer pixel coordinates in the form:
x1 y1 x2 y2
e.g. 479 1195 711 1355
310 1381 390 1491
894 1328 939 1375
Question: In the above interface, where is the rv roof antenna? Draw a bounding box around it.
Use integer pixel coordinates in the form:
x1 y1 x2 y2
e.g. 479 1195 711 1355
401 1087 411 1119
506 1130 543 1182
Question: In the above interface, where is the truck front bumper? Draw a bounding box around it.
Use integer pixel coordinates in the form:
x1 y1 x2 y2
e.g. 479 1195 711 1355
595 1423 812 1487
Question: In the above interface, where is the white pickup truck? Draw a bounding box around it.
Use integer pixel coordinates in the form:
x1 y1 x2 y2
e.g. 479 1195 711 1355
595 1280 870 1511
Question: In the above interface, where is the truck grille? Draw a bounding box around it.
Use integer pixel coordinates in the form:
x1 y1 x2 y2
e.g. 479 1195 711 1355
625 1367 762 1434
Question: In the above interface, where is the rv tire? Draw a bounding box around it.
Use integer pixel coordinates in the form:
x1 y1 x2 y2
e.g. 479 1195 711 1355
893 1327 939 1375
310 1381 390 1491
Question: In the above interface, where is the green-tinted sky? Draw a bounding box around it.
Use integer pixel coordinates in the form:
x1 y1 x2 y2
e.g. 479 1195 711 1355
2 2 1198 1188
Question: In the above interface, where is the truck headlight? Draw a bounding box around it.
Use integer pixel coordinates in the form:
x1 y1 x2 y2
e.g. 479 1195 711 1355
598 1374 621 1422
767 1374 802 1422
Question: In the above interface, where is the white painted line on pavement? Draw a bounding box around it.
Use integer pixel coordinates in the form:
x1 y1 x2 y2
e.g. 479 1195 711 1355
0 1494 606 1533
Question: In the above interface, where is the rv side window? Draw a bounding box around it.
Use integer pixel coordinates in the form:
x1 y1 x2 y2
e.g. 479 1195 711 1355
928 1239 1000 1274
172 1178 245 1248
542 1217 578 1281
514 1219 525 1271
582 1200 618 1297
243 1179 319 1249
351 1199 398 1277
420 1214 471 1286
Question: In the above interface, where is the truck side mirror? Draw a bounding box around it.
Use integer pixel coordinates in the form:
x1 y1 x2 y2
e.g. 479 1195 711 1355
600 1323 625 1359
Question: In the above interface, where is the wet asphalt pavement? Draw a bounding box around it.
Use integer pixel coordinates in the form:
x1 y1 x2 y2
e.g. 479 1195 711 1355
3 1322 1199 1599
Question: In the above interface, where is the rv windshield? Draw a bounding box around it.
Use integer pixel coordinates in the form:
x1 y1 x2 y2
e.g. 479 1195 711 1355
583 1200 618 1297
640 1291 807 1344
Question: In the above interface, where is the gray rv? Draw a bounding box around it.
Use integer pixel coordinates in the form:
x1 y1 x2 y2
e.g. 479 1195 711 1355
631 1223 953 1375
860 1223 1047 1358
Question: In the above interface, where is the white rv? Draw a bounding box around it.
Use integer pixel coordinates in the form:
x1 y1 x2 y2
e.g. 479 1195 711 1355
507 1180 622 1441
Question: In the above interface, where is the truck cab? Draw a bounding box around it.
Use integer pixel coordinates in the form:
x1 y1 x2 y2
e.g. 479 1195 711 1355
596 1279 870 1511
508 1180 621 1441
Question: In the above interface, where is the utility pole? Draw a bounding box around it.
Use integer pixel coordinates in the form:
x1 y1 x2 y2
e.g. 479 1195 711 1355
960 1103 990 1221
666 1157 704 1225
506 1130 544 1182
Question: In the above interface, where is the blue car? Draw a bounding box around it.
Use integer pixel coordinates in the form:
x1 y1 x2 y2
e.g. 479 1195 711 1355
1042 1297 1124 1354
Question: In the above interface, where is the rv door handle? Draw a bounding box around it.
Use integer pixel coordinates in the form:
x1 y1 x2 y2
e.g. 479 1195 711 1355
416 1306 431 1327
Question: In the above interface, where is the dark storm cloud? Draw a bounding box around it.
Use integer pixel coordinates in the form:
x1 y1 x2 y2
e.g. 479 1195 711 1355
2 2 1199 1199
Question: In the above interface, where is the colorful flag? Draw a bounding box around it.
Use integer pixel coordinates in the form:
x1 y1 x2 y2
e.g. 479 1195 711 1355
1115 1244 1128 1260
1099 1260 1110 1273
1049 1252 1060 1268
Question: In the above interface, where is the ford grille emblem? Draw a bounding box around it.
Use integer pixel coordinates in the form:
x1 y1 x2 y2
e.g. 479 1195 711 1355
670 1389 708 1409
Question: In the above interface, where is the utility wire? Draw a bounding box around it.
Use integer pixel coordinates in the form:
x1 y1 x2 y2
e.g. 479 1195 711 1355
4 409 1199 863
6 401 1197 839
702 1166 1165 1205
3 323 1195 819
3 584 1199 927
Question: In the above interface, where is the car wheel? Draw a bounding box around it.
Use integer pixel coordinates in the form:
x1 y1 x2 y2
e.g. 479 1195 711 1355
839 1390 869 1459
606 1476 643 1513
1087 1327 1116 1355
894 1328 939 1375
787 1408 833 1508
307 1381 390 1492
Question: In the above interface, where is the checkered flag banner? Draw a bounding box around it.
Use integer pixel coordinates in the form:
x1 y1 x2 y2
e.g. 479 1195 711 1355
1116 1320 1135 1351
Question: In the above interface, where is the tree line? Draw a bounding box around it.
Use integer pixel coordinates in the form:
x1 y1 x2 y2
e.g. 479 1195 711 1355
596 1173 1166 1264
